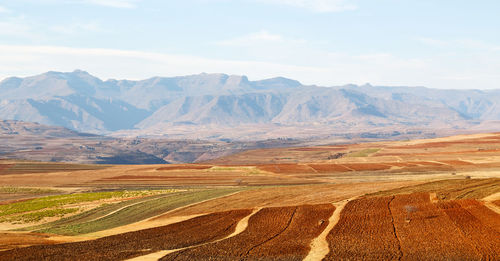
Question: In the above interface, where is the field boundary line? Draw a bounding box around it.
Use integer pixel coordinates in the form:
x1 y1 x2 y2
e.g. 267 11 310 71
482 191 500 202
303 197 354 261
148 190 244 221
86 194 175 223
125 207 262 261
482 191 500 214
244 207 297 256
483 202 500 215
224 207 261 239
387 196 403 261
83 190 244 238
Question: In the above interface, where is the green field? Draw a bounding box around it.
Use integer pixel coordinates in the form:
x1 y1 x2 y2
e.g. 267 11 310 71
29 188 242 235
3 208 80 223
0 190 177 223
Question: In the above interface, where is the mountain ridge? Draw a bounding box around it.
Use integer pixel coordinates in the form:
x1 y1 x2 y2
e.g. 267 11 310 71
1 70 499 140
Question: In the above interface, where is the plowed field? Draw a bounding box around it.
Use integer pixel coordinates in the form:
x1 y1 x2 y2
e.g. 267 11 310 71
437 200 500 259
325 193 500 260
324 196 401 260
390 193 480 260
161 204 335 261
0 209 251 261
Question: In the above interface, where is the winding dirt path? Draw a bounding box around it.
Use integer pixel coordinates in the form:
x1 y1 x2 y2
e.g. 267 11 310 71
303 198 354 261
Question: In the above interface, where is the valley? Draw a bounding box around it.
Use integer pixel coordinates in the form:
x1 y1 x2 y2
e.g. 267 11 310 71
0 132 499 260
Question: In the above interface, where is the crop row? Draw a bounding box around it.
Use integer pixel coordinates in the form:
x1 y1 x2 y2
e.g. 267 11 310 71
0 209 251 261
325 193 500 260
162 204 335 260
324 196 401 260
34 188 241 235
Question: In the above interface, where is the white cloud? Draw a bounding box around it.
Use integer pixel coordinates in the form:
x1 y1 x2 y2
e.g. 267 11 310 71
22 0 140 8
418 37 448 47
0 44 498 90
78 0 139 8
0 44 330 83
0 15 43 40
215 30 303 46
419 37 500 52
0 6 10 12
50 21 105 34
256 0 357 13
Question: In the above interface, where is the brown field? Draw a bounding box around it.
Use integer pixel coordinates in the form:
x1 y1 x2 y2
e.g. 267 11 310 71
1 132 500 260
0 164 13 172
257 163 317 173
307 163 353 172
437 200 500 259
390 193 480 260
156 181 422 219
0 209 252 261
324 193 500 260
0 233 65 251
324 196 401 260
368 178 500 200
161 204 335 261
156 165 212 171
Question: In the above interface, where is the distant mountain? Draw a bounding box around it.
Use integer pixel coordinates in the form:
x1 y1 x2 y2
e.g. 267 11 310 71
1 70 499 139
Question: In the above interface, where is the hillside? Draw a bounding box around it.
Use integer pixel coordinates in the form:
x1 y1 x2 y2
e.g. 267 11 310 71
1 71 500 140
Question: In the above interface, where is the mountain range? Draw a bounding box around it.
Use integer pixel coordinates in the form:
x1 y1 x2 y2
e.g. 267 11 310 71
1 70 499 140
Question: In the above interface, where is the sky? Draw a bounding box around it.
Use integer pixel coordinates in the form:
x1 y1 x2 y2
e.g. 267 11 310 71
0 0 499 89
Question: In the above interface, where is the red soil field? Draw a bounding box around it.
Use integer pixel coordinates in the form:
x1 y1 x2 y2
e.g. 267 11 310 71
0 164 13 173
494 200 500 207
390 193 481 260
326 193 500 260
257 164 316 174
100 175 241 180
156 165 212 171
340 163 392 171
437 200 500 259
399 165 455 173
324 196 401 260
244 204 335 260
407 161 444 166
0 233 63 251
162 206 297 260
0 209 252 261
162 204 335 261
0 164 12 169
438 160 475 166
307 164 352 173
386 162 418 167
389 139 500 150
457 199 500 233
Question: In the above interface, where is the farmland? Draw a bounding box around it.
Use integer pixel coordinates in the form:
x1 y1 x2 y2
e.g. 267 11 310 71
0 132 499 260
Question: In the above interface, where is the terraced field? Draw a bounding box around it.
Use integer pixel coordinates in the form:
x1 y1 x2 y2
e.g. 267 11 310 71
0 210 252 261
325 193 500 260
25 189 242 235
162 204 335 260
1 132 500 260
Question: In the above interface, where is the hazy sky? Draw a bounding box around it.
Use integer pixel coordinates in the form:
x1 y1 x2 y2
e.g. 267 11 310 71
1 0 499 89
